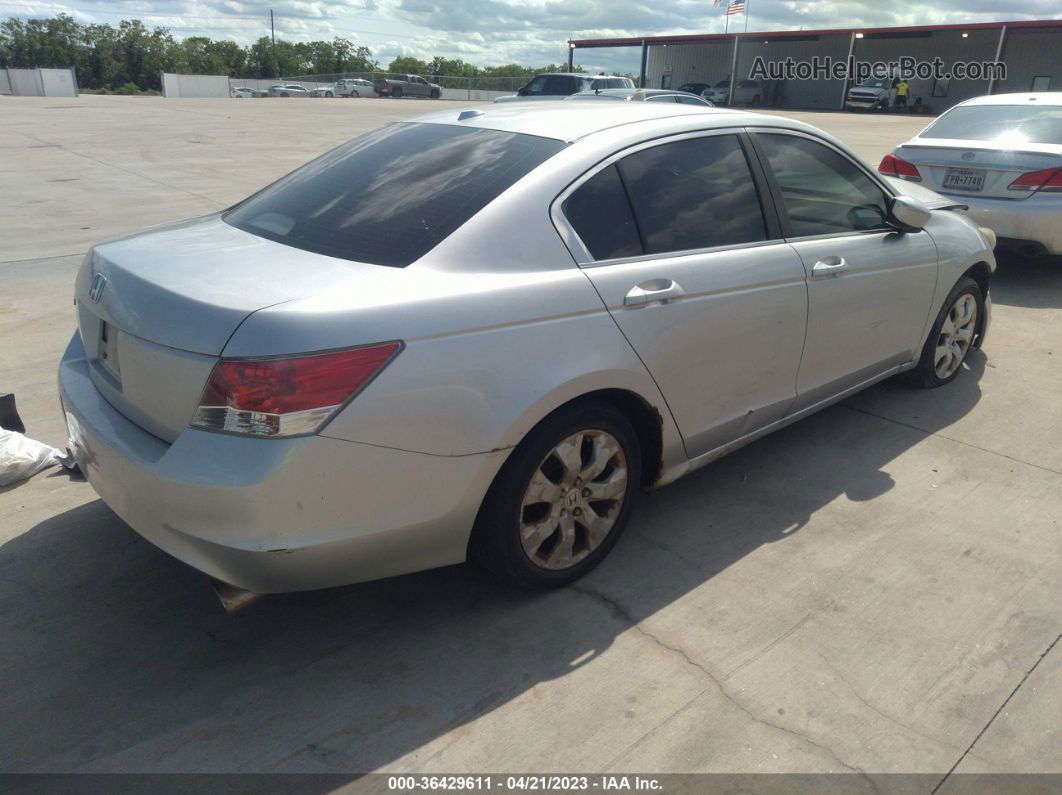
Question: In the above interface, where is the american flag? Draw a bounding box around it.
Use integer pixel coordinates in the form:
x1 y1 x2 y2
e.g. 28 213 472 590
726 0 745 14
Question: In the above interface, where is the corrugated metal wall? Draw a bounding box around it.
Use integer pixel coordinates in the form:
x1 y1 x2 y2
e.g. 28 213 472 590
635 25 1061 112
997 29 1062 93
736 34 851 109
853 29 999 111
646 41 736 91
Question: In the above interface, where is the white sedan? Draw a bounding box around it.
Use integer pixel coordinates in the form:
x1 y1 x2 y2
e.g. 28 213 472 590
882 92 1062 257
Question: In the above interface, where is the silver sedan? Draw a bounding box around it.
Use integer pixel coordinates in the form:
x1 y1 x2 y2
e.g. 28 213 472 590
883 92 1062 256
59 102 995 603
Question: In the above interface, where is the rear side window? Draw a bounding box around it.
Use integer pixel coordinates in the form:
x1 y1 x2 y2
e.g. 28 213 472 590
225 123 565 267
563 165 642 261
617 135 768 254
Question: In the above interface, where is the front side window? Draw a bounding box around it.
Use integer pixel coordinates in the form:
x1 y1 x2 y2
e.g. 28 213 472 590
617 135 768 255
226 123 565 268
757 133 891 237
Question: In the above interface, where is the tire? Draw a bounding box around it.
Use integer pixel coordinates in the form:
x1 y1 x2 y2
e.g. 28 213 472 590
326 91 333 97
280 92 289 97
430 89 440 99
392 87 403 98
903 276 984 388
351 91 359 98
470 400 642 589
751 94 761 106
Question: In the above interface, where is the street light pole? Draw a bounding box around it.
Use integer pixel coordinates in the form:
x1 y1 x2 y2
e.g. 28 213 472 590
270 10 277 78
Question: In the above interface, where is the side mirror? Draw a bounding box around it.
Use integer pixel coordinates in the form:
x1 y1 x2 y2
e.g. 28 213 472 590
888 195 932 232
517 87 527 96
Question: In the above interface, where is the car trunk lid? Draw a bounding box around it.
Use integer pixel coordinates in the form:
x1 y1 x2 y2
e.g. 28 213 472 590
75 214 365 441
896 139 1062 199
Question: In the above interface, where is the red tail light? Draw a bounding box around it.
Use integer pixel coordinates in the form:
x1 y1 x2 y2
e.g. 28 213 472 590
878 153 922 182
191 342 401 437
1007 166 1062 193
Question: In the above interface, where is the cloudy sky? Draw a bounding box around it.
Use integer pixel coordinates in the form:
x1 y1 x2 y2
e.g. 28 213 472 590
3 0 1061 74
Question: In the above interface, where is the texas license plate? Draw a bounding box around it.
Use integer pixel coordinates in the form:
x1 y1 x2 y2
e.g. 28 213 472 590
942 167 985 192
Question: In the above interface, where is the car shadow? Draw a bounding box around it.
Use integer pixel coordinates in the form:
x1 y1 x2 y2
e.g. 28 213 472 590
1 357 984 775
990 253 1062 309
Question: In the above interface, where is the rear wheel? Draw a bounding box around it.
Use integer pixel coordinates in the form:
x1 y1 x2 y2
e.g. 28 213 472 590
751 94 761 106
470 401 642 589
903 276 983 388
351 90 359 98
392 87 403 98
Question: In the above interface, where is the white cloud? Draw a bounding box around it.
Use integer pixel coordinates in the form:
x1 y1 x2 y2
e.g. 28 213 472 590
2 0 1058 73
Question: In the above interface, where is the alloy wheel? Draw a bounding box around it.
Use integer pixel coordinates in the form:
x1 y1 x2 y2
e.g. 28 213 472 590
935 293 977 379
519 430 628 570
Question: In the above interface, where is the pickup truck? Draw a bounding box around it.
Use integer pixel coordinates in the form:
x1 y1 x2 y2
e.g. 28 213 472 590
374 74 442 99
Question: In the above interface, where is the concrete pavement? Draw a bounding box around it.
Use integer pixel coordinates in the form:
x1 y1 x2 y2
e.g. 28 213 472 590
1 95 1059 781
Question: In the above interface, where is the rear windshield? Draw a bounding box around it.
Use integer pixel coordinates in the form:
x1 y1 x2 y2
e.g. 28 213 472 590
225 123 565 267
921 105 1062 145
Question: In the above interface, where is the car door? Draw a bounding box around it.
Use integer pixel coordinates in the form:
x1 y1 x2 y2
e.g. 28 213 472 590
750 130 939 412
555 131 809 459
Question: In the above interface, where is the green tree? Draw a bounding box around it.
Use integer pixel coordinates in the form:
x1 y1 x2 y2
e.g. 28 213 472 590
387 55 430 75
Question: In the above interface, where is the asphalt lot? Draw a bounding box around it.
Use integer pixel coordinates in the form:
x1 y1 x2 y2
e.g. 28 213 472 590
1 95 1060 780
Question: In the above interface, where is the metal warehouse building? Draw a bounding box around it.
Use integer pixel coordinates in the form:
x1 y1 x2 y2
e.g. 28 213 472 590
569 20 1062 113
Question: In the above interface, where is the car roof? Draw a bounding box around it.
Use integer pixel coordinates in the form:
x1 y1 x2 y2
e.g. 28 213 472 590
955 92 1062 108
409 101 801 143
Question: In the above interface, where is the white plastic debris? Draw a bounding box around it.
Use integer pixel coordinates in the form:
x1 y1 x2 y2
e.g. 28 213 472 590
0 428 65 487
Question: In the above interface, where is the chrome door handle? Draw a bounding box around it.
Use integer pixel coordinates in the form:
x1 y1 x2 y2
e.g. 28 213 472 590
811 256 847 277
623 279 685 307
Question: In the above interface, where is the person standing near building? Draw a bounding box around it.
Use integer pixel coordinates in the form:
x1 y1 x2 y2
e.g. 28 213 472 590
896 79 909 111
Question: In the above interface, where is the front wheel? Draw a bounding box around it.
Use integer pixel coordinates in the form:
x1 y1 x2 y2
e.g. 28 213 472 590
903 276 984 388
470 401 642 589
430 89 440 99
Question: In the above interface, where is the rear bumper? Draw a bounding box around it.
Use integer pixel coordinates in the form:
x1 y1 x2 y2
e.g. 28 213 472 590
955 194 1062 255
58 333 506 593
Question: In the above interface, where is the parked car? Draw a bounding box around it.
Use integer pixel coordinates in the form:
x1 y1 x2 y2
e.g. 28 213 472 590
309 84 337 97
268 84 309 97
881 92 1062 257
565 88 715 107
677 82 713 95
495 73 635 102
335 78 376 98
702 79 763 105
230 86 258 99
60 103 994 603
846 76 899 111
374 74 442 99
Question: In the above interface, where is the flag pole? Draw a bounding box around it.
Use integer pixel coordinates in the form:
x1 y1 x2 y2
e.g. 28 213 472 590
725 4 730 34
744 0 750 32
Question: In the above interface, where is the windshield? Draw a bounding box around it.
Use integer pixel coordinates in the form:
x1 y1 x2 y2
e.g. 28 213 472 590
858 78 889 88
714 81 729 88
920 105 1062 145
225 123 566 267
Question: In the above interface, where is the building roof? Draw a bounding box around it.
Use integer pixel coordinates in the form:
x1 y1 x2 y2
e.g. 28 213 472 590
570 19 1062 49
